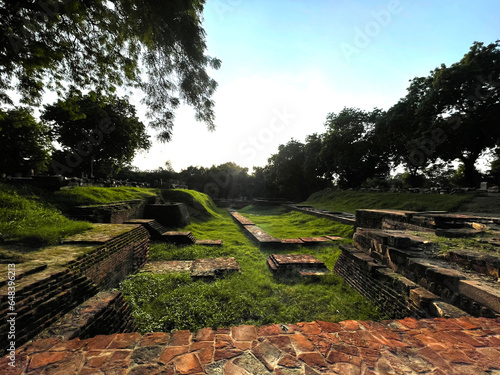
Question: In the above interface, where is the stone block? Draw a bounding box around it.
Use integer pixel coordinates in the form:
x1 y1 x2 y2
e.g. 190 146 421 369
429 301 470 318
410 287 439 308
425 267 466 292
458 280 500 313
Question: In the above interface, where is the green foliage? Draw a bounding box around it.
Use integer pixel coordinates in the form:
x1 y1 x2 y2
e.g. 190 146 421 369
120 190 381 333
42 91 151 177
0 107 52 175
304 189 473 214
0 0 220 138
321 107 389 188
0 183 91 245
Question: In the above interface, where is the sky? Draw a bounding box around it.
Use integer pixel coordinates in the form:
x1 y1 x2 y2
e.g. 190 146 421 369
130 0 500 173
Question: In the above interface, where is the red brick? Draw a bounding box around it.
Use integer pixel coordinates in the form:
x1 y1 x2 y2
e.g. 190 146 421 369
326 350 351 363
231 325 257 341
296 322 322 335
108 332 142 349
234 341 253 350
306 334 332 356
140 332 171 346
298 352 328 370
317 321 342 333
28 351 66 370
214 348 243 361
194 327 215 342
109 350 132 363
170 330 192 346
22 338 61 355
224 361 249 375
330 344 359 357
337 331 369 348
85 334 115 350
330 362 361 374
440 349 475 364
85 352 113 368
216 327 230 334
51 338 86 351
290 333 315 353
267 335 296 355
278 353 302 368
339 320 360 331
192 342 214 364
215 334 235 349
159 346 189 364
256 324 285 336
417 347 453 371
446 331 487 347
173 353 203 374
252 341 281 370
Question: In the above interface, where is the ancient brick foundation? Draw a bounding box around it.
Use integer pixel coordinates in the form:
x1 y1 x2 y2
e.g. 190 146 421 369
0 224 149 355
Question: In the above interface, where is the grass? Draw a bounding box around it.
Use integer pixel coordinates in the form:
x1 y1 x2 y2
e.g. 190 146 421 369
303 189 474 214
120 192 383 333
0 183 92 247
160 189 221 221
52 186 158 210
239 206 354 239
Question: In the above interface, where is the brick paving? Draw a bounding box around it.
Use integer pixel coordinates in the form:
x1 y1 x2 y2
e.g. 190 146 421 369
4 317 500 374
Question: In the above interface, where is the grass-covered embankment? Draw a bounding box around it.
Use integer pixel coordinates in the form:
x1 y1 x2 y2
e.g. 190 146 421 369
120 192 382 333
303 189 474 214
0 183 92 246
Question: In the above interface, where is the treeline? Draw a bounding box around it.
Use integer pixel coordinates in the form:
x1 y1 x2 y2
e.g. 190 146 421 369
2 41 499 202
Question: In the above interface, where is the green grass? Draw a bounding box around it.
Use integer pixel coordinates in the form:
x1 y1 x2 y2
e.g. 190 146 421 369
0 183 92 246
304 189 474 214
160 189 221 220
120 192 382 333
239 206 354 239
52 186 158 210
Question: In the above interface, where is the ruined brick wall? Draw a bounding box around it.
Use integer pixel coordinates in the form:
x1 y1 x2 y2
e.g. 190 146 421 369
35 291 137 342
67 225 149 289
0 225 149 354
0 268 98 356
334 246 423 319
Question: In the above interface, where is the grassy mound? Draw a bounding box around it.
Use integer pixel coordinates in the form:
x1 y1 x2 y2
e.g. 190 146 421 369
53 186 158 210
304 189 473 214
160 189 220 220
0 183 92 246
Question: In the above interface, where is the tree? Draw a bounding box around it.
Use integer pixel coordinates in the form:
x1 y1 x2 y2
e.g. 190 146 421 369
0 0 221 140
320 108 389 188
388 41 500 187
42 91 151 177
0 108 52 176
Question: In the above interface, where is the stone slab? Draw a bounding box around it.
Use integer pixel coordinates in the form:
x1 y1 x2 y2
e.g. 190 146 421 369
62 224 140 243
140 261 194 274
299 237 330 243
190 257 241 278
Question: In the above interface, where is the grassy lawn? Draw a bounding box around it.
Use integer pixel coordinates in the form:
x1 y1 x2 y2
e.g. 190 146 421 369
120 195 383 333
303 189 474 214
239 205 354 239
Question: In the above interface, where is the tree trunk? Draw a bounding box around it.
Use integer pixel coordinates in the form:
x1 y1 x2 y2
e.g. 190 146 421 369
460 156 480 188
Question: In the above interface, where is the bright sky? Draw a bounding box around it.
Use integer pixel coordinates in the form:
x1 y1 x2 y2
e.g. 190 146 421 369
131 0 500 173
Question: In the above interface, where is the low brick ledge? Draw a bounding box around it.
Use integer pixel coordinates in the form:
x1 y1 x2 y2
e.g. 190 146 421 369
4 317 500 374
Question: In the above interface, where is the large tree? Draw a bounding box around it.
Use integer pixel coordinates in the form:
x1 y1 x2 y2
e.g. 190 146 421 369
320 107 389 188
1 0 220 140
42 91 151 177
381 41 500 187
0 107 52 176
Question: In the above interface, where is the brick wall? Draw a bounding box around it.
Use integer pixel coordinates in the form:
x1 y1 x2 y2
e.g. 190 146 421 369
35 291 137 342
0 225 150 355
66 225 149 289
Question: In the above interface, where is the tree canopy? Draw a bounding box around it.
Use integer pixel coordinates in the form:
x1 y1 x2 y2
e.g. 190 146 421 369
0 107 52 176
42 91 151 177
0 0 220 140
